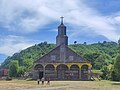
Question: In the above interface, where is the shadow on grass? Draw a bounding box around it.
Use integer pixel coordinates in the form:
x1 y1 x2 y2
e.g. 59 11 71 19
111 82 120 85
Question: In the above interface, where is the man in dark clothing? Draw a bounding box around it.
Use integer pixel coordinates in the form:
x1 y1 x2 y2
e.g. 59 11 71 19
37 78 40 85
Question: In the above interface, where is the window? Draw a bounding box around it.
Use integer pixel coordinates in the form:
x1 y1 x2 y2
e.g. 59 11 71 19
69 56 74 61
51 55 56 61
60 47 64 52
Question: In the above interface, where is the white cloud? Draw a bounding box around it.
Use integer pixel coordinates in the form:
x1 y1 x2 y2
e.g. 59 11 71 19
0 35 35 56
65 5 120 41
0 0 120 41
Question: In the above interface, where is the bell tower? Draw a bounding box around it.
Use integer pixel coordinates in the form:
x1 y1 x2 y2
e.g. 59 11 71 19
56 17 68 46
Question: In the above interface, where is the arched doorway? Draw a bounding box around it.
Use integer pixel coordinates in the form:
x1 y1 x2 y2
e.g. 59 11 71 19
34 64 43 79
70 64 79 80
45 64 55 80
56 64 69 80
81 65 88 80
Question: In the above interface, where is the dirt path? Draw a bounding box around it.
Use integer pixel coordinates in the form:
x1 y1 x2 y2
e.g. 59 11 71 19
17 85 71 90
17 81 78 90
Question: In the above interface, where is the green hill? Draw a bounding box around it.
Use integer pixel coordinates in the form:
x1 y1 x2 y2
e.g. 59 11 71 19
0 41 118 71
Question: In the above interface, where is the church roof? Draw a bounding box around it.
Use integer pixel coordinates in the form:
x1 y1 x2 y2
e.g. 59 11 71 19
34 45 89 64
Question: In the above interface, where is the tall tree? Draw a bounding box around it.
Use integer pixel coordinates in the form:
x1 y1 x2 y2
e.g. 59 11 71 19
113 55 120 81
112 38 120 81
101 66 110 80
9 60 19 77
18 66 25 77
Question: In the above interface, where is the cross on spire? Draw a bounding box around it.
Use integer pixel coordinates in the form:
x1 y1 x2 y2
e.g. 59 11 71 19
60 16 64 24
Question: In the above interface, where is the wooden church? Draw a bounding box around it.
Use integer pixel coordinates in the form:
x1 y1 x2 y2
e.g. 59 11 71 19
32 17 92 80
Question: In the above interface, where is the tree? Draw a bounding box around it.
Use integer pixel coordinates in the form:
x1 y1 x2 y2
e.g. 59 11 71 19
113 55 120 81
23 59 33 71
83 42 87 45
74 41 77 44
110 66 118 81
101 66 110 80
9 60 19 77
18 66 25 77
111 39 120 81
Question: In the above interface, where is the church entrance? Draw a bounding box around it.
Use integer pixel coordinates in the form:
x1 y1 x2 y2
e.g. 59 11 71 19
56 64 68 80
39 71 43 79
34 64 44 79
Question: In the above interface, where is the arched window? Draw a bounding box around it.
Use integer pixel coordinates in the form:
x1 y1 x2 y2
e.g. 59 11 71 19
70 64 79 70
45 64 55 80
56 64 69 80
70 64 79 80
45 64 55 70
56 64 68 70
34 64 43 71
81 64 89 80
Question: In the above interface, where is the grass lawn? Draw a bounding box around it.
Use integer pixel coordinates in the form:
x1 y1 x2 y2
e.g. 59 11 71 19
0 80 120 90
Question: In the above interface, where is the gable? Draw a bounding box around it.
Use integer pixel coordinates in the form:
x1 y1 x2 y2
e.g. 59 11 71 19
34 46 61 63
34 45 88 64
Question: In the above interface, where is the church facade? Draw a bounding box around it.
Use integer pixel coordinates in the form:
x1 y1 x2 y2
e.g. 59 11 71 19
32 17 92 80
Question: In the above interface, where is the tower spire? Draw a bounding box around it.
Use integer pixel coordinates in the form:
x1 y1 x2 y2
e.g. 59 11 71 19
60 16 64 24
56 17 68 46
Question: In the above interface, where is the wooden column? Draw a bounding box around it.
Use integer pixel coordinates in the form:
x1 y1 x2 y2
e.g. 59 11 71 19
43 65 45 78
79 68 81 80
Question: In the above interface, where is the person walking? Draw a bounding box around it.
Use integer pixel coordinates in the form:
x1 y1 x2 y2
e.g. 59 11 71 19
47 77 50 85
37 78 40 85
41 77 45 85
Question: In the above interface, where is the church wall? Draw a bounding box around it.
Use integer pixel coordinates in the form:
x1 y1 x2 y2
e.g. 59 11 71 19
32 70 39 80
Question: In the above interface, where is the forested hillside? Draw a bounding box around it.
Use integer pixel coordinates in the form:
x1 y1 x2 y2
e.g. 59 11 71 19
0 41 118 71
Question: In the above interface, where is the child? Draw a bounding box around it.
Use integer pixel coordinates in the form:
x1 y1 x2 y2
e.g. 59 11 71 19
41 77 45 85
47 77 50 85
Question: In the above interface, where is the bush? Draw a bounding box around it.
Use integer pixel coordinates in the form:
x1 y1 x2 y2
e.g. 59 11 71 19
6 77 12 81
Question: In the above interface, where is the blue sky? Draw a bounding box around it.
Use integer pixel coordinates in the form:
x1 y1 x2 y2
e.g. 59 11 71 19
0 0 120 63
